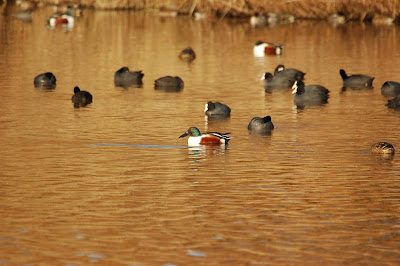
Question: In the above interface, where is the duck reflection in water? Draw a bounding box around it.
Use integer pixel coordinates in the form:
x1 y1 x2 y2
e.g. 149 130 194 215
187 145 228 163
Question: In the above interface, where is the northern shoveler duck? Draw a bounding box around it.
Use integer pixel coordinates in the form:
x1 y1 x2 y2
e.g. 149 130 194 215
71 86 92 108
154 76 184 92
381 81 400 97
48 14 74 28
179 47 196 61
179 127 231 146
250 12 267 27
340 69 374 89
262 72 297 90
386 95 400 109
204 101 231 117
274 65 305 81
34 72 56 88
248 116 274 134
371 142 395 155
114 67 144 88
253 41 284 56
292 80 329 106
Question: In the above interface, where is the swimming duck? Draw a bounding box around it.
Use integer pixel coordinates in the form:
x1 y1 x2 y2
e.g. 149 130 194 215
71 86 92 107
114 67 144 88
381 81 400 97
204 101 231 117
292 80 329 106
371 142 395 155
274 65 305 82
248 116 274 134
179 47 196 61
250 13 268 27
340 69 374 89
34 72 56 88
179 127 231 146
47 14 74 28
154 76 184 92
262 72 297 90
253 41 284 56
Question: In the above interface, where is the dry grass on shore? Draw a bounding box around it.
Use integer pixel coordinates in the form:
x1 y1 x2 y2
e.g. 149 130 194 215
14 0 400 20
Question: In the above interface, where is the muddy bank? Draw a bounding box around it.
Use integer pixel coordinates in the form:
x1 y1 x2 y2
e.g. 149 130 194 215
9 0 400 21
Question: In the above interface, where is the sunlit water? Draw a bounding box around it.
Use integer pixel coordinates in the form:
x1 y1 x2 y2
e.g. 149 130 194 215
1 5 400 265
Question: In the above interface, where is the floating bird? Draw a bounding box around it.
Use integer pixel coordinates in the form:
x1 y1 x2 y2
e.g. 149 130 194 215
381 81 400 97
179 47 196 61
253 41 284 56
179 127 231 146
340 69 374 89
47 14 74 28
274 65 305 82
34 72 56 88
248 116 274 134
114 67 144 88
262 72 298 90
154 76 184 92
71 86 92 107
371 142 395 155
250 12 267 27
204 101 231 117
292 80 329 106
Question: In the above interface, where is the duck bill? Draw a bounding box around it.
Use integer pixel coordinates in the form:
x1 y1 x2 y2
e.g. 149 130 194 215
179 132 189 138
291 82 298 94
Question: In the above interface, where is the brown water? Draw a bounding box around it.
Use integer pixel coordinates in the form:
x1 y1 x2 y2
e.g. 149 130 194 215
1 5 400 265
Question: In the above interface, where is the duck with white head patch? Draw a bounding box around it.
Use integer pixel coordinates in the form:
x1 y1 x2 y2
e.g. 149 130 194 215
292 80 329 106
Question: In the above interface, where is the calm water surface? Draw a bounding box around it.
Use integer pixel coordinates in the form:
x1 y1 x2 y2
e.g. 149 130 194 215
1 5 400 265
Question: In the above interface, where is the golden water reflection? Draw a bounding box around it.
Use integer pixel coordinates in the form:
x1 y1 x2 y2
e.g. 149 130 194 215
0 5 400 265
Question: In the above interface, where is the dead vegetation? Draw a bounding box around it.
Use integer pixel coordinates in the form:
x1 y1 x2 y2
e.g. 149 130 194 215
11 0 400 20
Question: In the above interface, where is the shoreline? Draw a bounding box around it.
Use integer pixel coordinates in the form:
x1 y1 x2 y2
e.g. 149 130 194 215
7 0 400 22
